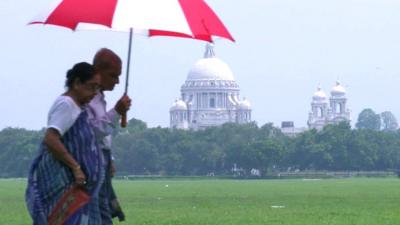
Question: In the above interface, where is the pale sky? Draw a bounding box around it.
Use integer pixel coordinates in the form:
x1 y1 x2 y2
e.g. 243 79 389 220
1 0 400 130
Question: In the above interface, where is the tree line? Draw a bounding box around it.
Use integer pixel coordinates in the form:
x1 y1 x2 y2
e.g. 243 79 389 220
0 108 399 178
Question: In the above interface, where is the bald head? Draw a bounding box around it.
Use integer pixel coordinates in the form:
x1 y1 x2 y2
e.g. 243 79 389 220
93 48 122 72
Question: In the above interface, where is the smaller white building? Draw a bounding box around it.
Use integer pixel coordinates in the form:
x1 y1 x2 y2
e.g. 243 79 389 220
307 80 351 130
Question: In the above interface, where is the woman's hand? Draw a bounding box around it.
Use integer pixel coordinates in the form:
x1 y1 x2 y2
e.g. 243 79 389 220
43 128 88 186
72 165 87 186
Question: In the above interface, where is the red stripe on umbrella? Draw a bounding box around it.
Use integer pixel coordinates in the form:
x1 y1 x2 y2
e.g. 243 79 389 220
43 0 118 30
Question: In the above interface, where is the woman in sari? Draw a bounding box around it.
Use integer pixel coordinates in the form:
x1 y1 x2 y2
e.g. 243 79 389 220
26 62 105 225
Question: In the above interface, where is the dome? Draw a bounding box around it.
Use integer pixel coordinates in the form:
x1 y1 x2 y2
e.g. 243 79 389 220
313 86 327 101
170 99 187 111
187 57 235 81
331 80 346 95
238 99 251 110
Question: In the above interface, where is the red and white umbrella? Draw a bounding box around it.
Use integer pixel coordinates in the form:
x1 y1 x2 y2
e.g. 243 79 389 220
31 0 234 42
30 0 234 126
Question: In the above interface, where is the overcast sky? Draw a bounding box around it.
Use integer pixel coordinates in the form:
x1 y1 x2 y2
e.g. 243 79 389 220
2 0 400 130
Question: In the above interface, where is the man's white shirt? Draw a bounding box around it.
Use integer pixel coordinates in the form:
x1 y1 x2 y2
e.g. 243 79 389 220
87 92 121 150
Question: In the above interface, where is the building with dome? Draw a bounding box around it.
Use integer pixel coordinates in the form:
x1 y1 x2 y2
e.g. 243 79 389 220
307 80 350 130
170 44 252 130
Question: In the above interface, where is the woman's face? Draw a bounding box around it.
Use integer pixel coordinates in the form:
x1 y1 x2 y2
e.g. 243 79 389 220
74 74 101 104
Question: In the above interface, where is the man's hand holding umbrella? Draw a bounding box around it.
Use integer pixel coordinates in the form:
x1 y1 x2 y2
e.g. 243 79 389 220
115 95 132 126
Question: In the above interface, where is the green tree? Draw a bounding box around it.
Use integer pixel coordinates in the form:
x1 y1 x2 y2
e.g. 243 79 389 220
0 128 43 177
290 129 332 170
317 122 352 170
380 111 398 131
356 108 381 130
249 139 284 173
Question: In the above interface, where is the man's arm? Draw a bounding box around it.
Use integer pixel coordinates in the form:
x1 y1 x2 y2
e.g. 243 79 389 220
87 105 120 138
87 95 131 138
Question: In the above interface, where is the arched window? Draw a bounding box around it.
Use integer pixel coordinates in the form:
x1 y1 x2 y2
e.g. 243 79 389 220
317 107 323 118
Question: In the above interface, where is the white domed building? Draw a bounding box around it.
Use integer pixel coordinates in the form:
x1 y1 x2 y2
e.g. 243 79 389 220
307 80 350 130
170 44 252 130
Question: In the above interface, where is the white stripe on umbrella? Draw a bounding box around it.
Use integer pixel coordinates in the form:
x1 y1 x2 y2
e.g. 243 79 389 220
112 0 192 35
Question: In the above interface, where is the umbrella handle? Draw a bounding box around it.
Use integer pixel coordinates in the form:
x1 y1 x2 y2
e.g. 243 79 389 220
121 112 127 128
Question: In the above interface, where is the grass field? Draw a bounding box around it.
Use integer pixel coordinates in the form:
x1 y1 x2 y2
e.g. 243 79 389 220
0 178 399 225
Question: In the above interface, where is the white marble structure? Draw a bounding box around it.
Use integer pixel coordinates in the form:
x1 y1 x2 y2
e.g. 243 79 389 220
170 44 252 130
307 81 350 130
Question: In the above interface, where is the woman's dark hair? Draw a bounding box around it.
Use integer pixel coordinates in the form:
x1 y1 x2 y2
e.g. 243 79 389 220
65 62 96 89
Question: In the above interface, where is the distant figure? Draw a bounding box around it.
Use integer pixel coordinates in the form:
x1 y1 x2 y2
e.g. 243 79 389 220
25 62 105 224
88 48 131 223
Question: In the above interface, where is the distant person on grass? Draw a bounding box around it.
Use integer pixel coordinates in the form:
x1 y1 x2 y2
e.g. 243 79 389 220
88 48 131 223
25 62 105 224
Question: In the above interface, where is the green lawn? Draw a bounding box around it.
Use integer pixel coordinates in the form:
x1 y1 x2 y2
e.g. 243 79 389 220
1 178 399 225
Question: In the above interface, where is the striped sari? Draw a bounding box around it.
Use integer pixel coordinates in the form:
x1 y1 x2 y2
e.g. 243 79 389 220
26 110 105 225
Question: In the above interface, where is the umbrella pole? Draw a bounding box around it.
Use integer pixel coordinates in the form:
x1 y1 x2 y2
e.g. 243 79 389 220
121 28 133 128
125 27 133 94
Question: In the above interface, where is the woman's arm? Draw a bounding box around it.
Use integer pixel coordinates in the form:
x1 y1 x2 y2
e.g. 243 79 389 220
43 128 86 185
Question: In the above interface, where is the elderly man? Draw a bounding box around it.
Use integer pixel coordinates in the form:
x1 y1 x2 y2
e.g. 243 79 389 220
88 48 131 224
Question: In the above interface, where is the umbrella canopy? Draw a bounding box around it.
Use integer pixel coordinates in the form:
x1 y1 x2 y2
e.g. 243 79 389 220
30 0 234 42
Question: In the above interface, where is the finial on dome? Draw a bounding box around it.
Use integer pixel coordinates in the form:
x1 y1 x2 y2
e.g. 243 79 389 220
204 43 216 58
331 79 346 94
